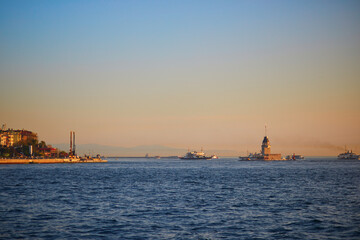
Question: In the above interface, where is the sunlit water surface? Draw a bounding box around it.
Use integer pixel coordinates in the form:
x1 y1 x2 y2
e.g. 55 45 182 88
1 157 359 239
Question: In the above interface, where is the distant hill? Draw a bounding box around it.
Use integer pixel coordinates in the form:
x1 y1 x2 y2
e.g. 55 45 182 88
52 144 236 157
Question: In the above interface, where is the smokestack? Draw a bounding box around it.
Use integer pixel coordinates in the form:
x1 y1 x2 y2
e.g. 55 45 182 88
70 131 73 155
73 131 76 156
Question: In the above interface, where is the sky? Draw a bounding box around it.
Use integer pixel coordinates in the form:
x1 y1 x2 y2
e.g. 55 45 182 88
1 0 360 156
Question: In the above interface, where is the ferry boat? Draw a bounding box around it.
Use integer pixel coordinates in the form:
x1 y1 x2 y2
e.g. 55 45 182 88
338 149 359 160
285 154 305 160
180 150 212 160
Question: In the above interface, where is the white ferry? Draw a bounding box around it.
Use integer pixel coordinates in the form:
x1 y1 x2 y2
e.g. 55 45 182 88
180 150 212 160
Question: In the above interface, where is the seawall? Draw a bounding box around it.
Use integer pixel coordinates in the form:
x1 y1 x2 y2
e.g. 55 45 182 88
0 158 107 164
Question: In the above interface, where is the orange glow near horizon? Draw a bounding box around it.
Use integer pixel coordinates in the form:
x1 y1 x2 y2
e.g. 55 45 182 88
1 1 359 156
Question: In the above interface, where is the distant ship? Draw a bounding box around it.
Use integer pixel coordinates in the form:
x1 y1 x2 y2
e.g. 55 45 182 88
145 153 161 159
338 148 359 160
285 154 305 160
180 150 212 160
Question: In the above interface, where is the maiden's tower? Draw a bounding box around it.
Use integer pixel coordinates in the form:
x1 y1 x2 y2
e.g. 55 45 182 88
261 134 282 160
239 126 284 161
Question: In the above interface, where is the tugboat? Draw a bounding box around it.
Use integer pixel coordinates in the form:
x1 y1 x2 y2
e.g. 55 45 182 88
338 147 359 160
180 149 212 160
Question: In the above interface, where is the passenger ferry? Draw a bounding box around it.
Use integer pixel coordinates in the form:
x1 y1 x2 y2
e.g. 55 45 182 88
180 150 212 160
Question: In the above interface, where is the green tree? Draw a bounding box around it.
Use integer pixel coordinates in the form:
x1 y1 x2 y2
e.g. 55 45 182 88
38 141 47 148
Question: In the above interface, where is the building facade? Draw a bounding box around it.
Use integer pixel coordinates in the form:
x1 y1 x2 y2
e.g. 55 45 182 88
0 129 38 147
39 145 58 158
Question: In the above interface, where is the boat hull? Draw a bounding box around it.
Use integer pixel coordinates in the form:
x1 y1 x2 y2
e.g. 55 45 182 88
179 157 212 160
338 157 359 160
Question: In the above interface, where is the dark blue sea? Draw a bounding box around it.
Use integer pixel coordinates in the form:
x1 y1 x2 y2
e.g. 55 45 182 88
1 157 359 239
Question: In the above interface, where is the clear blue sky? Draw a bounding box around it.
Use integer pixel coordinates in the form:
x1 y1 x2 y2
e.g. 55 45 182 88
1 0 359 155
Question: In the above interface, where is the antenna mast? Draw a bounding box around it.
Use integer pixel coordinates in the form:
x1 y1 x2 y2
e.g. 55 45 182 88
70 131 73 155
73 131 76 156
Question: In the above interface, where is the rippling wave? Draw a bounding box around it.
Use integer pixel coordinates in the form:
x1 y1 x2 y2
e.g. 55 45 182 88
1 158 359 239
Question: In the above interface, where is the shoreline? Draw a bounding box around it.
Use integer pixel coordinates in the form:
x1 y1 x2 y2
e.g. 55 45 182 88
0 158 107 164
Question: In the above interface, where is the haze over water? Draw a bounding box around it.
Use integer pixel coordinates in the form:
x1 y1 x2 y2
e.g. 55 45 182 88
0 0 359 156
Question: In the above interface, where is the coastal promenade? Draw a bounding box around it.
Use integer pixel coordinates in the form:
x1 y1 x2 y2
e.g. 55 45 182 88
0 158 107 164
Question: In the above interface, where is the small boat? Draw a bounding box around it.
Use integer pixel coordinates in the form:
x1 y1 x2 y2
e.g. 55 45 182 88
179 150 212 160
239 152 263 161
285 154 304 160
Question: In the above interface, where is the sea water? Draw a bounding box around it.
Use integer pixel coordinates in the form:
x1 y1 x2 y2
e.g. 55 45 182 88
0 158 359 239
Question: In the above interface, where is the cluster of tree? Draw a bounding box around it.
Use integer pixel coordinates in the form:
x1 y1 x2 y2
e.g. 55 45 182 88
0 139 66 158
